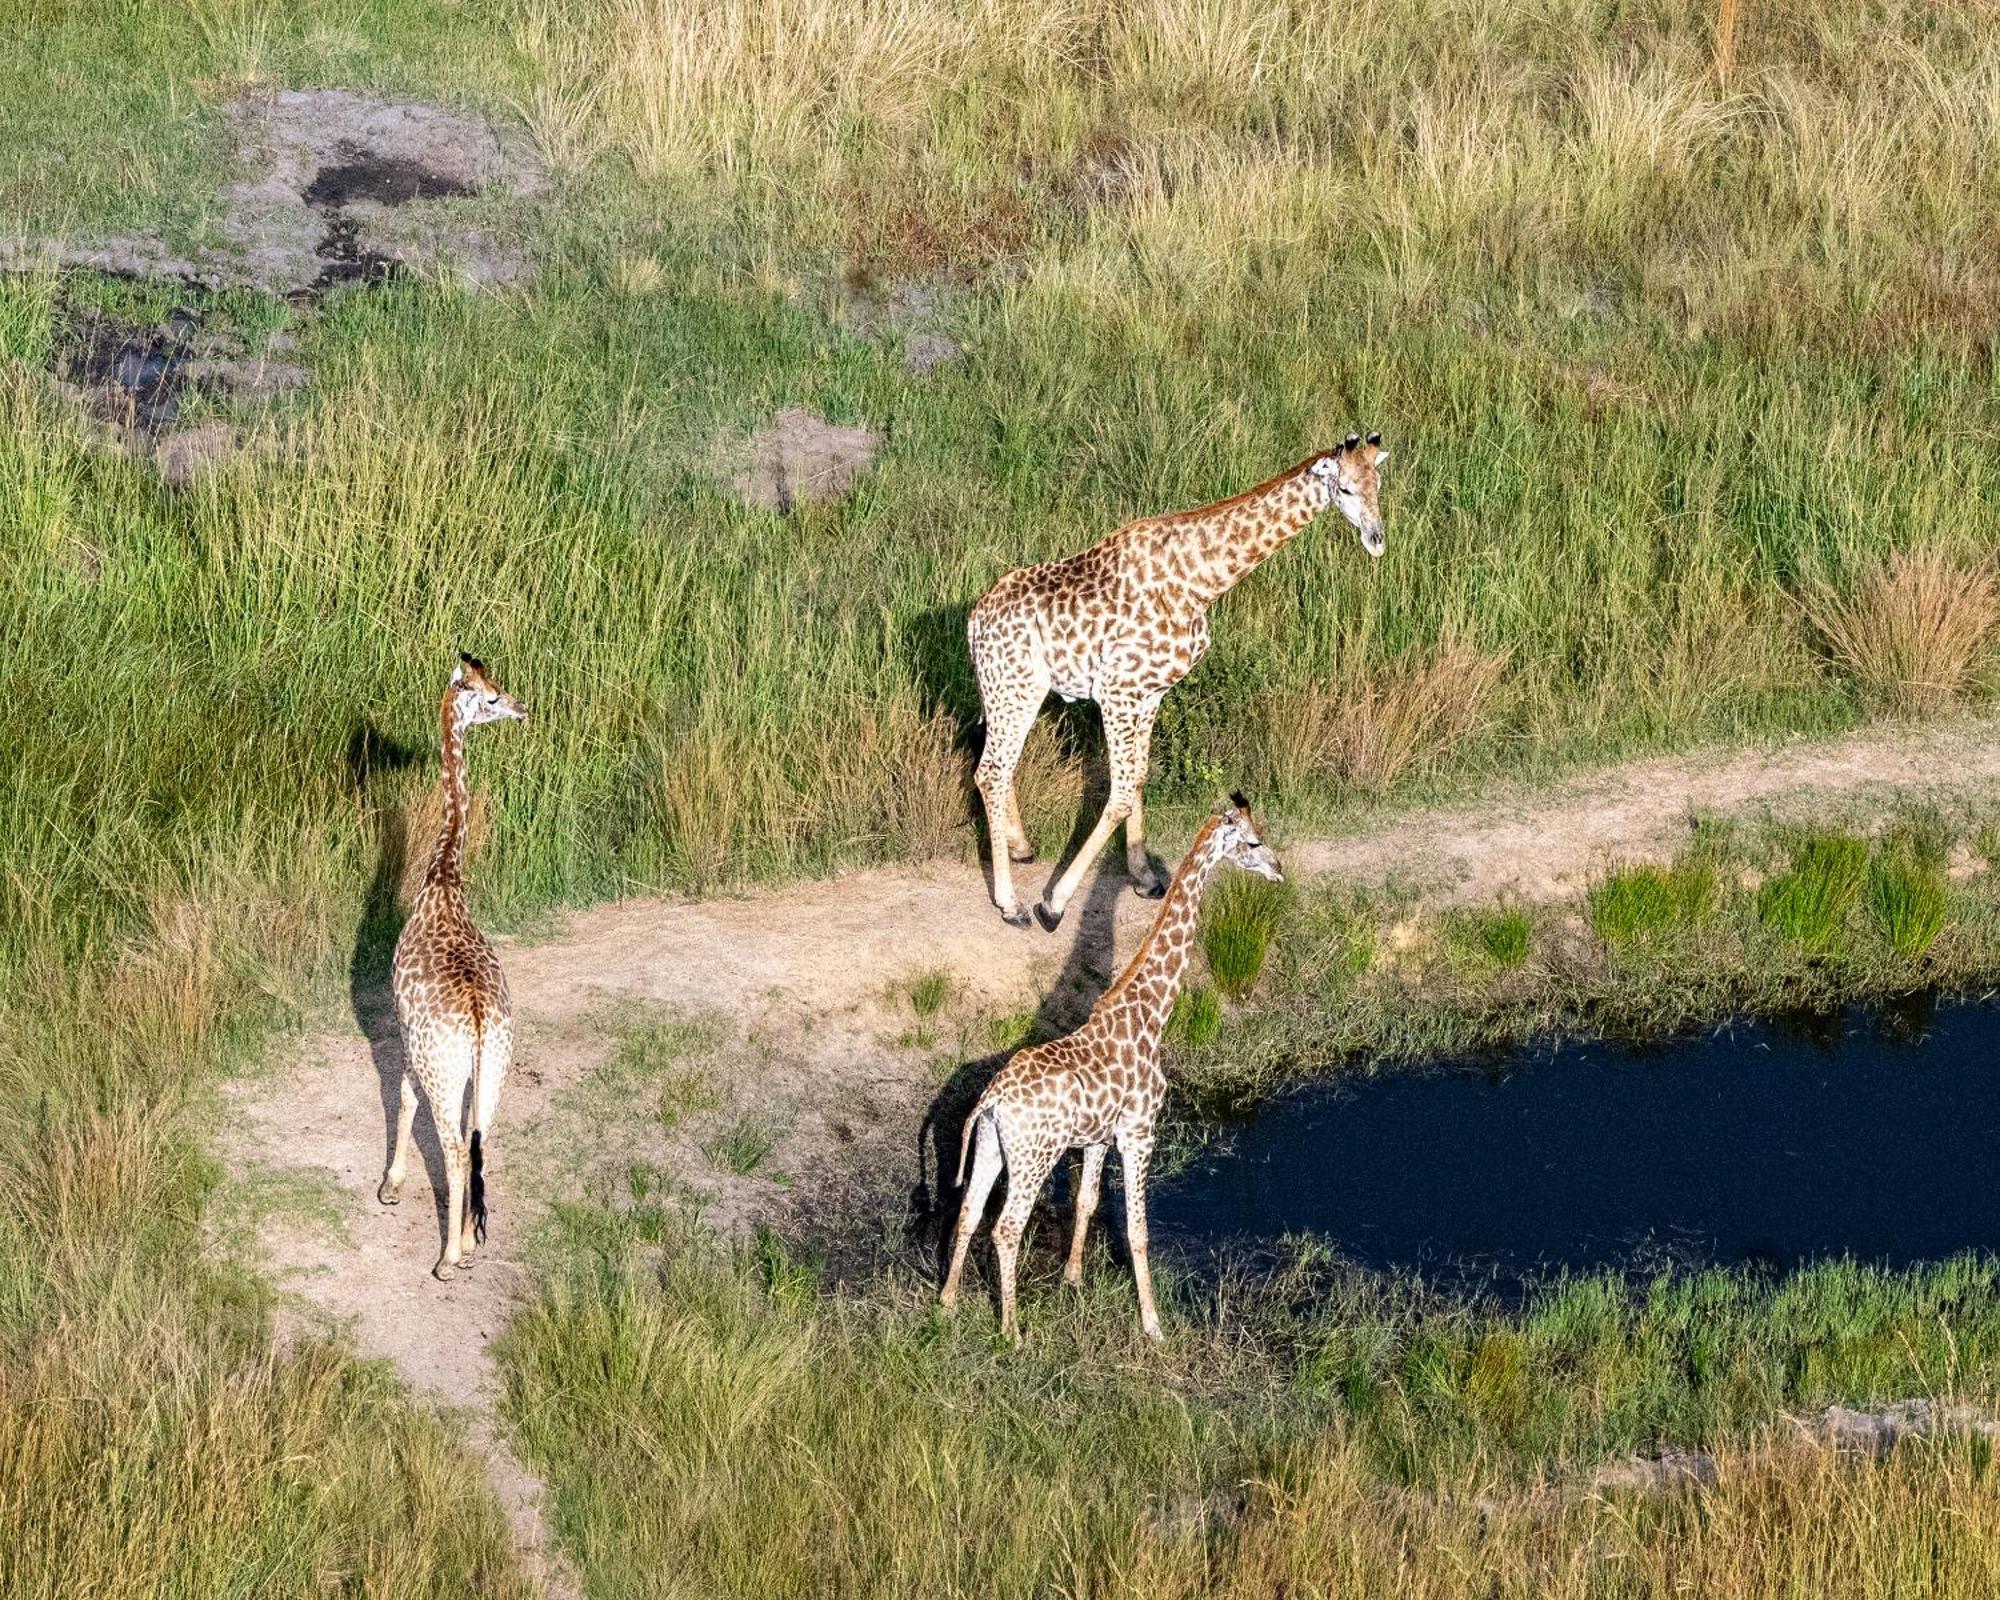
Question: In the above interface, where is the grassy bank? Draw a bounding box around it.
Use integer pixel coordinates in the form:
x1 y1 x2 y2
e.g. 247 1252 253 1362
503 1213 2000 1598
6 0 2000 1594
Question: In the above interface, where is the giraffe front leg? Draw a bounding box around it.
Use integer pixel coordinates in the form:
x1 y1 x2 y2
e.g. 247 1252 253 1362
1119 1132 1165 1341
1004 786 1036 864
941 1114 1004 1311
1065 1145 1106 1285
432 1137 466 1281
378 1072 420 1205
1124 785 1167 899
1036 696 1155 930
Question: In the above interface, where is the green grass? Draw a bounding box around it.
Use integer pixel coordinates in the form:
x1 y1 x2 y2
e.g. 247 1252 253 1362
1167 983 1224 1049
1202 875 1290 1000
1452 905 1532 968
1590 859 1721 946
1759 832 1871 956
706 1114 781 1177
9 0 2000 1592
1869 847 1951 962
500 1217 2000 1599
905 968 951 1019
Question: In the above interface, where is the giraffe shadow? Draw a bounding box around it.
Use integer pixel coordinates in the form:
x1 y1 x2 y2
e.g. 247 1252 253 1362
907 863 1141 1310
344 721 453 1245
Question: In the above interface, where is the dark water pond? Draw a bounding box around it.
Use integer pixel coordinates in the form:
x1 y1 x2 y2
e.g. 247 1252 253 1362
1151 993 2000 1293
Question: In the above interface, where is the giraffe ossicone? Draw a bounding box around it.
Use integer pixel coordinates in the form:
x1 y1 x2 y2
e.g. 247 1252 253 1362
967 436 1387 928
939 795 1283 1344
379 651 528 1281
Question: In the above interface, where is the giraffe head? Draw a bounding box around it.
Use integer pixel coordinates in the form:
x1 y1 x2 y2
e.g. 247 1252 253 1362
447 652 530 730
1308 431 1388 558
1216 792 1283 882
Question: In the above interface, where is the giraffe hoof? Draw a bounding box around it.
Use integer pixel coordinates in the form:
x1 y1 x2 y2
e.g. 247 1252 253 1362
431 1261 457 1282
1008 845 1039 864
1033 901 1063 933
1142 1320 1165 1343
1133 878 1167 900
1001 907 1032 929
377 1182 401 1206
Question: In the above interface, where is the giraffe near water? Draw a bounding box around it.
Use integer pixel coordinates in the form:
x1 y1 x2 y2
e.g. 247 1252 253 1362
378 652 528 1281
967 434 1386 929
940 795 1284 1343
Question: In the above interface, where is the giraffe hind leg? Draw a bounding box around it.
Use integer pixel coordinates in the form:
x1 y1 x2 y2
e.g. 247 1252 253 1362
1037 696 1156 928
378 1071 420 1205
941 1114 1004 1310
973 699 1042 928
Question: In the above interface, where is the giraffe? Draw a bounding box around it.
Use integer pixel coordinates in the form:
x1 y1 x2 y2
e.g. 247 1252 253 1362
378 652 528 1281
939 794 1283 1343
968 434 1386 930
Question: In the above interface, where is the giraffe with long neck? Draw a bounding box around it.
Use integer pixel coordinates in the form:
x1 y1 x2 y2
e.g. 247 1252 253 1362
968 433 1387 929
379 653 528 1280
940 796 1283 1343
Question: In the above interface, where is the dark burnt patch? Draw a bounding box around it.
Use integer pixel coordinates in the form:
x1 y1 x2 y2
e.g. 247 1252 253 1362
51 306 196 432
304 147 475 208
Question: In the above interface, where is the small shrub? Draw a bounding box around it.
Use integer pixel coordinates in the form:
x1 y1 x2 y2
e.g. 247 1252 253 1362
1589 860 1719 946
1802 548 2000 715
906 968 951 1018
1757 833 1868 954
1167 984 1223 1048
706 1114 780 1176
1475 908 1531 968
658 1068 720 1128
1868 847 1949 960
987 1010 1037 1050
1203 875 1289 999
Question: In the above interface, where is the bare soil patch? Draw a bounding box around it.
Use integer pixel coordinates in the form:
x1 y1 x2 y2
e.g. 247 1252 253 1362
728 406 884 511
223 716 2000 1588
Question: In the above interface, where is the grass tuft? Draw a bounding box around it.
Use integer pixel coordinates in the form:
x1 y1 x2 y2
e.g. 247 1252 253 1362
1867 843 1950 961
1803 549 2000 716
1757 832 1869 955
905 968 952 1019
1590 860 1721 946
1203 875 1290 1000
1168 982 1224 1048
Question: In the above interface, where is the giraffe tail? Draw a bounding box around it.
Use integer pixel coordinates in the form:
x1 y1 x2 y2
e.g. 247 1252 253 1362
468 1015 488 1245
954 1095 990 1187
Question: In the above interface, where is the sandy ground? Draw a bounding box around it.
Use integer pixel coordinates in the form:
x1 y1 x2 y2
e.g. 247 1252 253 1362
220 716 2000 1593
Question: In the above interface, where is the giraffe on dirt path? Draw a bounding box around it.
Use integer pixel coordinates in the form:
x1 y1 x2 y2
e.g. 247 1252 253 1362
379 652 528 1281
967 434 1387 930
940 795 1283 1343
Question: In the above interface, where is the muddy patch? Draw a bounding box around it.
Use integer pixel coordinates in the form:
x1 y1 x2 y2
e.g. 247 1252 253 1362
48 302 309 485
5 89 544 299
227 90 545 297
727 406 883 512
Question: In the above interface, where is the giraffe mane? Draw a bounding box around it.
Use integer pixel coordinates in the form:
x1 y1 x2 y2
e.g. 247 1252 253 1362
1098 814 1225 1003
1153 452 1327 526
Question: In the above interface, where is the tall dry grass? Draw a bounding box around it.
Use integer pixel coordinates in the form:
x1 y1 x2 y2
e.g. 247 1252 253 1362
1803 549 2000 715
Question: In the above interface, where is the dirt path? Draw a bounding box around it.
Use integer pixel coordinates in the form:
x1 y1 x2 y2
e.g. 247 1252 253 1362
222 716 2000 1592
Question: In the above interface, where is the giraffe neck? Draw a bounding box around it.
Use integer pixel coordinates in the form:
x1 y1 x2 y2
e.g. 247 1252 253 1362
1096 818 1227 1048
423 694 471 892
1173 455 1332 606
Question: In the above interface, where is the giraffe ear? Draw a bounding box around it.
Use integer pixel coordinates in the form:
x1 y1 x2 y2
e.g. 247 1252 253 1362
449 664 466 686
